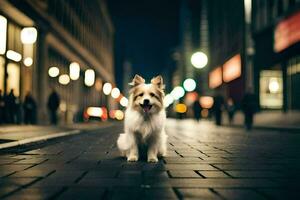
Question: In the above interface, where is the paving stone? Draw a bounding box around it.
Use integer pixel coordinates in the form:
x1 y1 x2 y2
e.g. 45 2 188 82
57 187 106 200
177 188 221 199
9 169 54 178
143 188 178 199
1 121 300 199
226 170 283 178
0 186 19 198
165 164 216 170
199 171 229 178
168 170 201 178
257 188 300 199
214 189 266 200
4 187 63 200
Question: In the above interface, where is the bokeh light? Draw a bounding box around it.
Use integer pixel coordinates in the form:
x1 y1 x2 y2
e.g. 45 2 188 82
183 78 196 92
111 88 120 99
191 51 208 69
103 83 112 95
171 86 185 100
58 74 70 85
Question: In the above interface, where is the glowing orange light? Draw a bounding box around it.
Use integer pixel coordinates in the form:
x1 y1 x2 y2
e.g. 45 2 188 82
200 96 214 109
274 11 300 52
209 67 222 88
223 54 241 83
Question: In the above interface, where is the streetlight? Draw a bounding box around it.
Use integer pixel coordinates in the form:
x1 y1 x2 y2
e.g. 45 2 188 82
58 74 70 85
111 88 120 99
20 27 37 44
69 62 80 80
120 97 128 107
183 78 196 92
84 69 95 86
103 82 112 95
191 51 208 69
48 67 59 77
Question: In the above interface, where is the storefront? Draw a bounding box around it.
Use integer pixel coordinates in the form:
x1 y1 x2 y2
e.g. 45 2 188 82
254 10 300 110
208 53 244 106
0 14 36 99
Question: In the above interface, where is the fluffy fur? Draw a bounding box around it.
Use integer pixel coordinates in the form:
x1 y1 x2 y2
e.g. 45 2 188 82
117 75 167 162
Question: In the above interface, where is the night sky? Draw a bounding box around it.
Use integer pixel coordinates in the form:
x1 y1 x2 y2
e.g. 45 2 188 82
106 0 180 89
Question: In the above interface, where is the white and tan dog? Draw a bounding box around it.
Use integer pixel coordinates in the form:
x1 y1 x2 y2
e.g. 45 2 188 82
117 75 167 162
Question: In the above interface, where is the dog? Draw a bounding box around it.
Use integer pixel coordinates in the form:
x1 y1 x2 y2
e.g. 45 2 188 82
117 74 167 162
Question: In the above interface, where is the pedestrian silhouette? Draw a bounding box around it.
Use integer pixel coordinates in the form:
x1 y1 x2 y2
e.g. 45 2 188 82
23 92 37 124
193 99 202 122
213 94 224 126
242 91 257 130
0 90 5 124
5 89 17 123
47 89 60 125
226 98 236 124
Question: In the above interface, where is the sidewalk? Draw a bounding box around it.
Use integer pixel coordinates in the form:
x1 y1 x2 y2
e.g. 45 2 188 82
223 110 300 132
0 122 113 150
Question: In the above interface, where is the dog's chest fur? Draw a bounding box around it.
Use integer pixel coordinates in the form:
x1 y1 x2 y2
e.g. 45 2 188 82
125 109 165 141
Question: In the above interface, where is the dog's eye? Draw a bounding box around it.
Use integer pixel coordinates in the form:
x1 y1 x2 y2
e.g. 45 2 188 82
150 93 155 97
138 93 144 97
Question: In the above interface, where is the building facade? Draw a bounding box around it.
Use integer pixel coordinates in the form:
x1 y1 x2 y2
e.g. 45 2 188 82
252 0 300 110
207 0 245 106
0 0 115 124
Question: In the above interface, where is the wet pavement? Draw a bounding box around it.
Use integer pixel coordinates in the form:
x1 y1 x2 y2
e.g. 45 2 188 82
0 119 299 199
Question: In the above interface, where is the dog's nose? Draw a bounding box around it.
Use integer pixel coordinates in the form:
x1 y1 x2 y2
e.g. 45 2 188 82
143 99 150 105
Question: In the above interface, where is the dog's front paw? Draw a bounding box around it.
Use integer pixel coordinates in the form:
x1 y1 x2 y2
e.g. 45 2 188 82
127 155 138 162
147 156 158 163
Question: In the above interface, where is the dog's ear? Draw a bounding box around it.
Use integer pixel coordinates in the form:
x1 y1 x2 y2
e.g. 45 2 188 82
129 74 145 86
151 75 165 90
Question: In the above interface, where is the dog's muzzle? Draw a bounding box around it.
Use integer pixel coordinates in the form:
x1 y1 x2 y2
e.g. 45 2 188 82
140 100 152 113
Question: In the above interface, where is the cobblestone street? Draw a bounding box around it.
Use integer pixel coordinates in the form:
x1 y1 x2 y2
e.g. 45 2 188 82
0 119 299 199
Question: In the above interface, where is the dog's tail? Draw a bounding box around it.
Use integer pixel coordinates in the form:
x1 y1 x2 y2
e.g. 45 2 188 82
117 133 132 151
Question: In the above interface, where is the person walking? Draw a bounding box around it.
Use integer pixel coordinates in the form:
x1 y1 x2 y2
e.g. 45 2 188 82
47 89 60 125
226 98 236 124
0 90 5 124
23 92 37 124
193 99 202 122
5 89 17 124
242 91 257 130
213 94 224 126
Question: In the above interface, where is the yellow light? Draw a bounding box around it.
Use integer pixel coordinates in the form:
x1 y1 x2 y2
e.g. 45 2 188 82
175 103 187 113
48 67 59 77
111 88 120 99
120 97 128 107
24 57 33 67
69 62 80 80
6 50 22 62
0 15 7 55
115 110 124 120
269 78 279 93
191 51 208 69
58 74 70 85
21 27 37 44
87 107 103 117
200 96 214 109
103 82 112 95
84 69 95 86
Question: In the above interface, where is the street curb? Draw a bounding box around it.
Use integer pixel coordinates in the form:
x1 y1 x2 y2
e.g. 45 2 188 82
0 130 81 150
